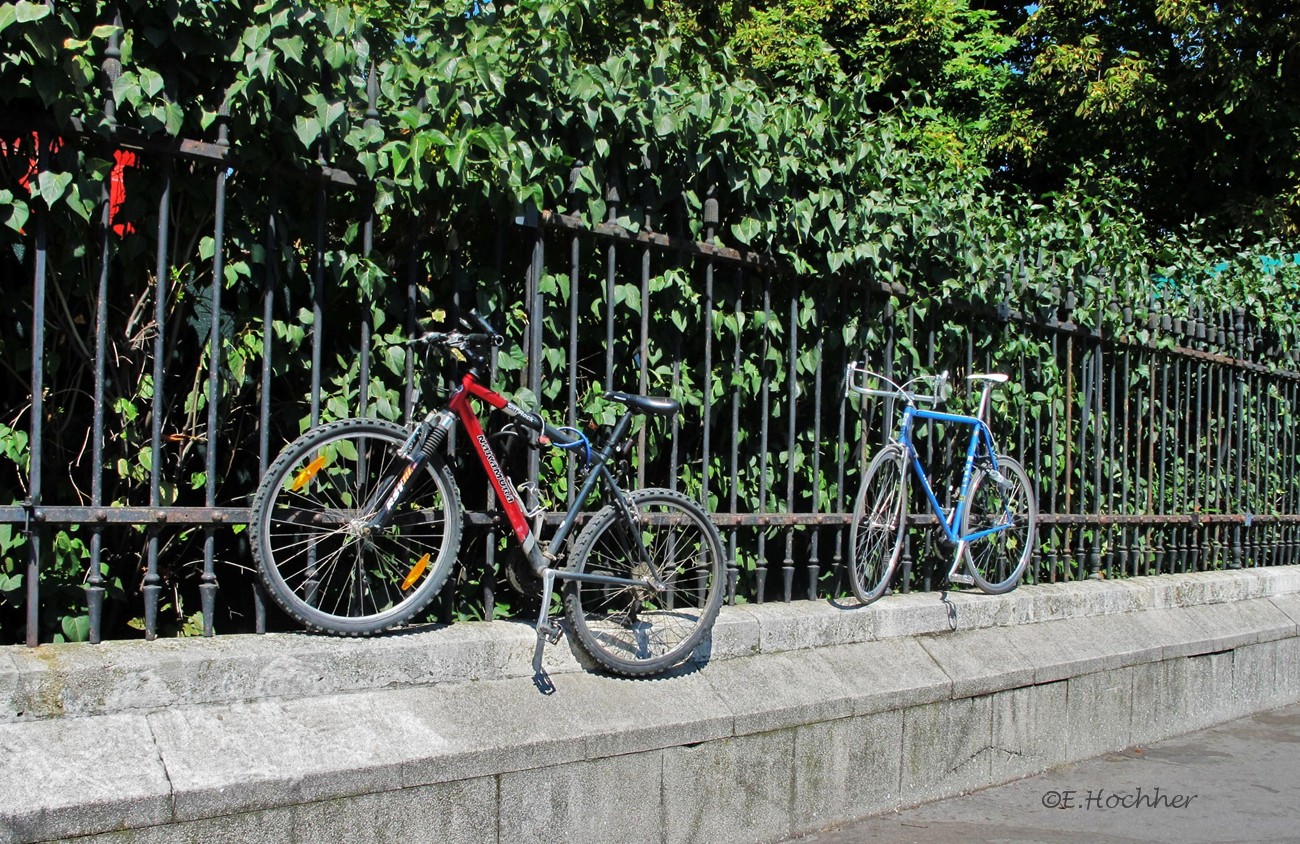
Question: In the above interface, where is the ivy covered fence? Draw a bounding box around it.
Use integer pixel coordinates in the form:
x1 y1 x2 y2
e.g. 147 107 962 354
2 0 1300 644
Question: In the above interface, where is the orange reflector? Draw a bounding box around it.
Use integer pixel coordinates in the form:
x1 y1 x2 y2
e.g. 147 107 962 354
402 553 432 590
290 455 327 491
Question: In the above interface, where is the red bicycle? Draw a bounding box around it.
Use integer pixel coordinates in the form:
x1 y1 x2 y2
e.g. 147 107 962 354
249 313 724 677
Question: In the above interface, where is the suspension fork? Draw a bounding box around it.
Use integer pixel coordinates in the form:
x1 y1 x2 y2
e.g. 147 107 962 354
359 409 458 531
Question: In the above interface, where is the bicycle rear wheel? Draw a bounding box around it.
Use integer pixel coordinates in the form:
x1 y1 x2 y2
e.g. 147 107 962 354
847 444 908 604
960 455 1036 594
250 418 462 635
563 488 724 677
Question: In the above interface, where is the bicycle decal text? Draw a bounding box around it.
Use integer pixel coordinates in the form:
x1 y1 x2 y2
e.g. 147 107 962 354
476 433 517 504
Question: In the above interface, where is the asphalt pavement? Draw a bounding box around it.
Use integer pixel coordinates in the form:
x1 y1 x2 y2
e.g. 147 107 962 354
783 702 1300 844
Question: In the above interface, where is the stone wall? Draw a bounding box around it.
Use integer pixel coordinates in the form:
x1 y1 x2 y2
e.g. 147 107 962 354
4 568 1300 844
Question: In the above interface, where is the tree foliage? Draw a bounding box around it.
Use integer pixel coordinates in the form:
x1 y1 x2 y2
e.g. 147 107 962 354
664 0 1300 235
1013 0 1300 234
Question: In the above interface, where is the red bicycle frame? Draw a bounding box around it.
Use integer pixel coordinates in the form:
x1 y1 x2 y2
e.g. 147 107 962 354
446 372 539 549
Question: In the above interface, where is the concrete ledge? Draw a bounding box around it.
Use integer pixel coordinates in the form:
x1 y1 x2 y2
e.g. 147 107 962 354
7 566 1300 725
3 567 1300 844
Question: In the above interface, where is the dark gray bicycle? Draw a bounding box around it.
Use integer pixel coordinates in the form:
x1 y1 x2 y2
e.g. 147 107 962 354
249 313 725 679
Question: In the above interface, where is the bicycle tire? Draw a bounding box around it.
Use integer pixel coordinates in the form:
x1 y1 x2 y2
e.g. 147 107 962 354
250 418 463 635
847 444 908 604
562 488 724 677
960 455 1036 594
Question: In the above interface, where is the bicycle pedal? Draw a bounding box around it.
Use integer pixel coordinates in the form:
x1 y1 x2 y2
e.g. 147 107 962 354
948 573 974 586
536 622 563 645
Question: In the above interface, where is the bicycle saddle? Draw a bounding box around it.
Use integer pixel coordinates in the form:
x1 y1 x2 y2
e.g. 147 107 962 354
604 391 680 417
968 373 1009 384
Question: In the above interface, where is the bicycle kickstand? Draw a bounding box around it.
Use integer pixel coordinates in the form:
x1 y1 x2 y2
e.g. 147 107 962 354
531 568 563 691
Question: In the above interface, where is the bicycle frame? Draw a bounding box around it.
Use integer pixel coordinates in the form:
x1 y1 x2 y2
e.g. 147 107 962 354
441 370 664 678
894 404 1011 548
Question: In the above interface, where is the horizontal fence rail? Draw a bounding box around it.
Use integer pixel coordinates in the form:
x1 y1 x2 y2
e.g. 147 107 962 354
3 36 1300 646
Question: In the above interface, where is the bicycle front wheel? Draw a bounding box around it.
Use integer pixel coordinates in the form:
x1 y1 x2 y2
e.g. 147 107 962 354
563 488 725 677
847 444 908 604
960 455 1036 594
250 418 463 635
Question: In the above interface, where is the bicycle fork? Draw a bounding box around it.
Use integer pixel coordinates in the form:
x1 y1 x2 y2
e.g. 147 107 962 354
360 410 457 531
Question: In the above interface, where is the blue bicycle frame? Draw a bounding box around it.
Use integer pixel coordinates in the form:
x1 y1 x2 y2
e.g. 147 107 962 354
894 404 1012 549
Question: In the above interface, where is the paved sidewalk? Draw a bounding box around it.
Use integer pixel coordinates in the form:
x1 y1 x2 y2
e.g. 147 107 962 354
785 702 1300 844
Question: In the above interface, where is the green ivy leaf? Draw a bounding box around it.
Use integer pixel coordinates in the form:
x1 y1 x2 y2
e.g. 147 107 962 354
294 115 320 149
13 1 49 24
35 171 71 208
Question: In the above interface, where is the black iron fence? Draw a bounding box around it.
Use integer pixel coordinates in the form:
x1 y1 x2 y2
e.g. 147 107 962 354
4 91 1300 647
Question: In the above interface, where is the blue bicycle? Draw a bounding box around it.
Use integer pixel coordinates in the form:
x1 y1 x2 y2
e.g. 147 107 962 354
845 361 1038 603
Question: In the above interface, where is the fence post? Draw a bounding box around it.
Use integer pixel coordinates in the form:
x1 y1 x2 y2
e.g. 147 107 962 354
200 93 232 636
24 143 50 647
86 8 125 643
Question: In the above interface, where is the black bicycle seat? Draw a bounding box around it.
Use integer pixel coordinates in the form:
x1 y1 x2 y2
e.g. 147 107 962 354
604 391 680 417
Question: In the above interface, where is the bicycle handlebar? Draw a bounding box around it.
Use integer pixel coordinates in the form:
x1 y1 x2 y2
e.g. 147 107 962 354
405 310 505 350
846 362 950 406
406 330 501 348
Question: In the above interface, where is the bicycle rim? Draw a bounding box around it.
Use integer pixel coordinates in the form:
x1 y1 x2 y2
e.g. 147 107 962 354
563 488 724 677
847 444 908 604
961 456 1036 594
251 418 462 635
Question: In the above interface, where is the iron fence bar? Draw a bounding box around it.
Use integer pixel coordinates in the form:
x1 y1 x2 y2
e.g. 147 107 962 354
1027 331 1041 576
1090 336 1103 578
1268 377 1279 567
404 220 419 422
807 307 824 600
669 275 681 496
84 6 124 645
1217 357 1232 566
1157 347 1170 568
1108 332 1121 576
1193 328 1207 570
1119 339 1134 575
253 186 276 634
200 97 231 637
636 233 650 489
145 159 173 640
1291 378 1299 564
526 207 544 493
726 266 742 604
700 191 717 513
358 63 379 418
310 167 326 427
1063 332 1076 579
783 292 797 602
603 177 619 391
24 142 50 647
755 273 772 602
1078 334 1093 577
1174 340 1188 571
567 172 581 506
1046 330 1061 581
832 322 848 595
87 163 110 644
